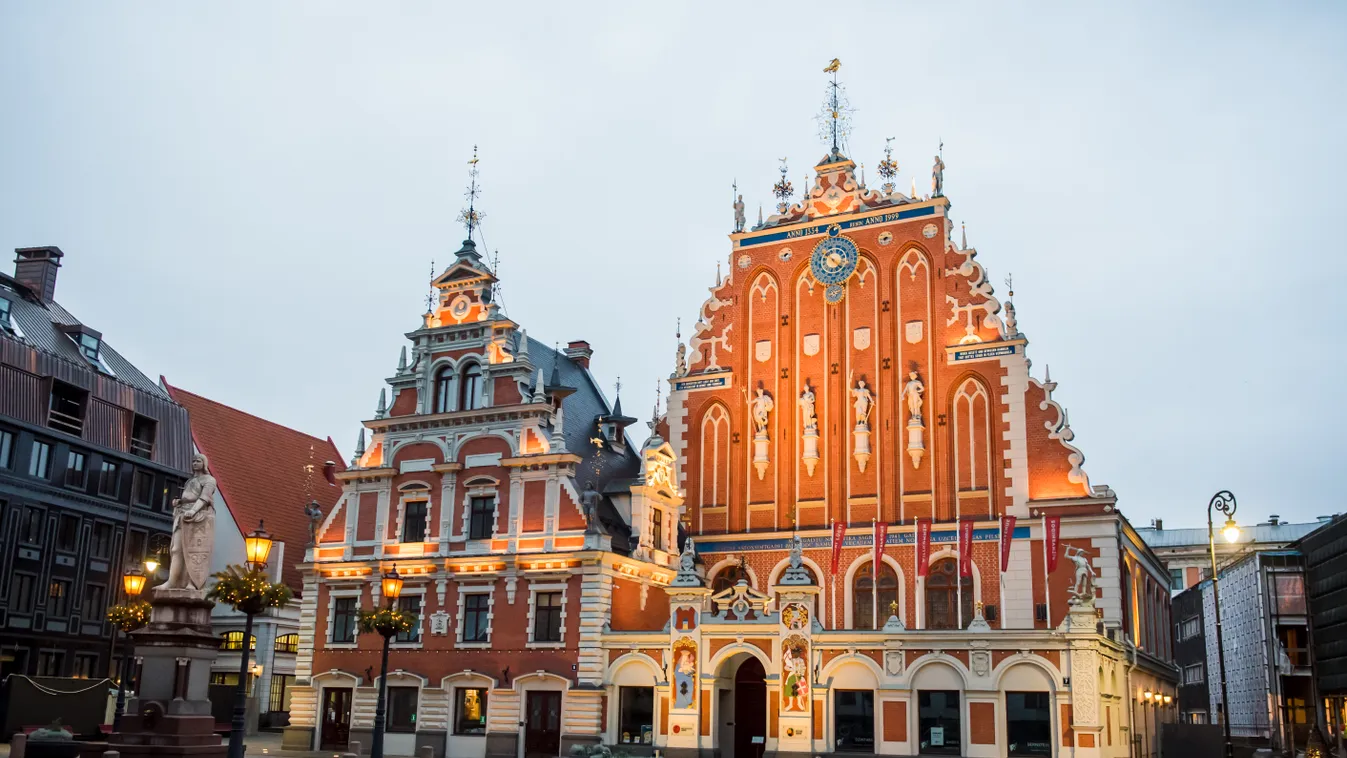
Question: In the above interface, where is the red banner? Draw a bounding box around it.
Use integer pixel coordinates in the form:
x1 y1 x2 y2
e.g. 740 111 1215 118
873 521 889 570
1000 515 1017 572
916 518 932 577
830 521 846 575
958 518 975 577
1045 515 1061 573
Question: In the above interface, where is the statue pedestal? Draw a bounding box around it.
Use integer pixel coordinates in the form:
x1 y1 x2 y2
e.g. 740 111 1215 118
110 588 225 758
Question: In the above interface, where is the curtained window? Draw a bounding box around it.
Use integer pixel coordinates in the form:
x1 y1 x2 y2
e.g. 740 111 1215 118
925 558 973 630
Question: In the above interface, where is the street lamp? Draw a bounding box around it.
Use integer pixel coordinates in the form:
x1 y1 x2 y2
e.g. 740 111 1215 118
1207 490 1238 758
226 521 273 758
371 565 404 758
144 555 160 576
112 567 147 731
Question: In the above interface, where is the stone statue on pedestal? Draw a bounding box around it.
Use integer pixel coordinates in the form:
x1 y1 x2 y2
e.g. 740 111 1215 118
305 500 323 546
165 454 217 594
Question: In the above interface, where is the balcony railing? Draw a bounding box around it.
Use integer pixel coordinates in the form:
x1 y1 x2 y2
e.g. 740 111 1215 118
48 408 84 436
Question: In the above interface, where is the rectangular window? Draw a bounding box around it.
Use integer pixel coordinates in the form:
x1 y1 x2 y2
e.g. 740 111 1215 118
1034 603 1048 622
1279 625 1310 667
72 653 98 679
402 500 428 543
651 507 664 552
76 333 100 362
617 686 654 745
1183 664 1203 684
48 382 86 436
834 690 875 752
274 634 299 654
130 415 156 459
210 672 240 686
98 461 119 497
126 530 146 563
395 596 422 643
56 514 79 552
1273 574 1308 615
268 674 295 713
91 522 114 560
21 507 42 543
468 496 494 540
219 631 255 651
10 573 36 613
387 687 418 732
1170 568 1184 591
454 687 489 736
1179 617 1201 640
1006 691 1052 756
331 597 357 643
64 450 87 489
29 441 51 479
463 593 490 643
48 579 70 617
82 584 105 622
36 650 63 677
0 430 12 468
533 591 563 643
133 471 154 506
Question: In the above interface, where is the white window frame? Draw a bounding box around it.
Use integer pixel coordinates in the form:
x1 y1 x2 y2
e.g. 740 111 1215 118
526 582 568 648
395 483 432 544
324 589 363 649
389 587 426 650
460 479 500 543
455 584 495 649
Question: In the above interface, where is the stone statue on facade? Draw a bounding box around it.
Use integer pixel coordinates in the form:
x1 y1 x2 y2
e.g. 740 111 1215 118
902 371 925 420
750 388 774 436
165 454 217 593
305 499 323 546
850 379 873 426
733 194 746 233
1067 546 1096 604
581 480 603 534
680 537 696 574
932 154 945 197
674 341 687 378
799 382 817 433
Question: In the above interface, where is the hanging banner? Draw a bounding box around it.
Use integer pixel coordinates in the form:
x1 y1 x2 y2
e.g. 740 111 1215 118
1045 515 1061 573
873 521 889 570
958 518 975 577
916 518 932 577
1000 514 1017 572
830 521 846 575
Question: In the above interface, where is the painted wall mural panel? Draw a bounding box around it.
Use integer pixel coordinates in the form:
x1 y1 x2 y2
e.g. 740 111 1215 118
781 634 810 712
673 637 698 710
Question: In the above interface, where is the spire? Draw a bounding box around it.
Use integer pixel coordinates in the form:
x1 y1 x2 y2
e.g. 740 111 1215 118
819 58 850 157
397 345 408 373
545 344 577 400
549 403 568 450
961 221 967 250
457 145 484 241
351 428 366 467
532 367 547 403
911 176 918 200
375 388 387 419
757 205 763 227
606 378 637 426
516 328 530 359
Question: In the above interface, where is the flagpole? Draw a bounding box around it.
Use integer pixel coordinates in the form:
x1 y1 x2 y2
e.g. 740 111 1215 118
871 519 878 629
957 523 964 630
998 514 1006 628
1042 515 1051 629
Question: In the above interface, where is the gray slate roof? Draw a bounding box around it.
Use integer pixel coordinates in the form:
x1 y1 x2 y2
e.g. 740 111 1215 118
0 272 168 399
1137 520 1329 549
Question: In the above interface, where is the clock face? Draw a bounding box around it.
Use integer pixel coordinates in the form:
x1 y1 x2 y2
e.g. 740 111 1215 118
810 232 859 287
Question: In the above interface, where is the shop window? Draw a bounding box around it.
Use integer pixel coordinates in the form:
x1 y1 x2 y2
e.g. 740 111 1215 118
617 686 654 746
64 451 87 489
925 558 973 630
331 597 357 643
533 591 563 642
853 561 898 630
1006 691 1051 756
269 674 294 713
917 690 961 754
463 594 490 643
210 672 240 686
467 496 494 540
402 500 428 543
454 687 488 735
834 690 875 751
387 687 418 733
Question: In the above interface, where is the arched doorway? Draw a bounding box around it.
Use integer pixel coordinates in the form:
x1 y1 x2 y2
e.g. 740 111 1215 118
926 558 973 629
730 656 766 758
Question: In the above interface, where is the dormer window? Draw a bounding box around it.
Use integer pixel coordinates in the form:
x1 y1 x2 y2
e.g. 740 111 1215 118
0 298 24 342
77 332 99 361
61 325 114 375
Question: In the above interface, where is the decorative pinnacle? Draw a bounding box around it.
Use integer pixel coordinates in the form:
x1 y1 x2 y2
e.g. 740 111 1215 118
456 145 485 237
773 158 794 214
877 137 899 195
424 259 436 314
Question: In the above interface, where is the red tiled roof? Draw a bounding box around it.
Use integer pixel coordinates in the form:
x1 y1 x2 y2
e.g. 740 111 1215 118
163 379 346 592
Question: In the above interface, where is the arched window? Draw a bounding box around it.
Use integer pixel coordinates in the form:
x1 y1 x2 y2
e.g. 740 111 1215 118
434 366 454 413
925 558 973 630
274 633 299 653
853 561 899 630
219 631 256 651
711 563 749 595
460 363 482 411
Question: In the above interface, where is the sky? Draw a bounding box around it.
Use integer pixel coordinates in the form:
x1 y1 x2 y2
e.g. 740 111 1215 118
2 2 1344 530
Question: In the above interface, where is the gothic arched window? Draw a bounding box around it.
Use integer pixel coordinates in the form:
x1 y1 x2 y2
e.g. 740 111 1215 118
434 366 454 414
853 561 899 630
925 558 973 630
460 363 483 411
711 563 749 596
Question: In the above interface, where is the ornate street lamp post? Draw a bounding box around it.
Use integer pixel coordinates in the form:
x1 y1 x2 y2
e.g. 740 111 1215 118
225 521 274 758
369 566 405 758
1207 490 1240 758
111 567 148 731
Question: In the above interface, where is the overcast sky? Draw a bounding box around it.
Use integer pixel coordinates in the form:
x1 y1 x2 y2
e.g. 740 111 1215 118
2 2 1343 529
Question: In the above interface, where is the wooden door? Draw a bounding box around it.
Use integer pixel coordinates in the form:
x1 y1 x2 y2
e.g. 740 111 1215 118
732 658 767 758
524 691 562 757
319 688 352 750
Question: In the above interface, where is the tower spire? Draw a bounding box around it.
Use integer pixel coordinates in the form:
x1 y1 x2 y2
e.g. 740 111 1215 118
823 58 842 153
457 145 484 242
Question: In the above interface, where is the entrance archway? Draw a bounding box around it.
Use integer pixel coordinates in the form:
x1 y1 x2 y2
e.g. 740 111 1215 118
732 657 766 758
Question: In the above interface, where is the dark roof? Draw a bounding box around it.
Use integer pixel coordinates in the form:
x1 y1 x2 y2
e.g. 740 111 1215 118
164 381 346 591
0 272 168 399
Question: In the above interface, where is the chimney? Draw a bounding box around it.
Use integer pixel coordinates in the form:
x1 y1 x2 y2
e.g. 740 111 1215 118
1267 514 1280 526
1152 518 1163 531
564 340 593 369
14 246 64 304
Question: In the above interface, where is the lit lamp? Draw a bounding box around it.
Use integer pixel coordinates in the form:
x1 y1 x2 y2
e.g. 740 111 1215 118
113 566 148 731
1222 518 1240 544
226 521 275 758
1206 490 1239 758
123 567 147 598
1163 694 1173 706
143 555 160 575
1144 690 1154 703
371 565 404 758
250 662 264 678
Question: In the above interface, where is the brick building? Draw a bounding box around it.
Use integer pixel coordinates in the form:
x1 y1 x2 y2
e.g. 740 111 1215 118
285 96 1177 757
